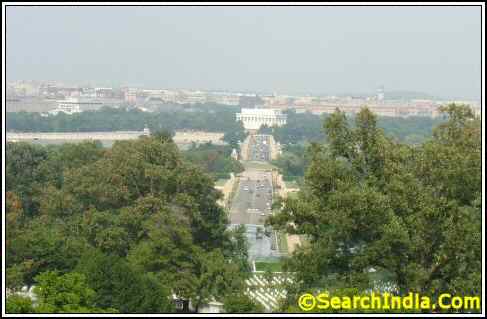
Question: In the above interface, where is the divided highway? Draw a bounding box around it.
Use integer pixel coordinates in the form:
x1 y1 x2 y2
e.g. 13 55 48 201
229 134 283 260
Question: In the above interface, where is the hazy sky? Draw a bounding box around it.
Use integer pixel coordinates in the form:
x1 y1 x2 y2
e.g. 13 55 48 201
6 5 482 99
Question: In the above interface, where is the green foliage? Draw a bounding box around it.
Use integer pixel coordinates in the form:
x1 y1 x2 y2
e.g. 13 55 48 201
75 249 174 313
261 109 445 146
267 110 326 145
223 293 265 313
6 134 250 313
6 295 36 314
5 141 105 217
184 142 244 180
7 104 246 141
222 122 248 149
6 216 90 286
190 248 247 312
34 271 116 313
6 142 50 216
271 143 310 181
255 261 283 273
269 104 481 313
222 224 251 273
377 116 445 144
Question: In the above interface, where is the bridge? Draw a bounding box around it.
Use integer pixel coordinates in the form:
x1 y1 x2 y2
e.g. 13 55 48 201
6 129 225 146
6 130 149 142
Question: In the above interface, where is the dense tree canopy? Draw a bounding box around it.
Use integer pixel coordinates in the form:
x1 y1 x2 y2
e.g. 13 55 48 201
268 104 481 313
183 143 244 180
6 102 480 314
259 109 445 146
271 144 311 183
6 103 247 147
6 134 251 313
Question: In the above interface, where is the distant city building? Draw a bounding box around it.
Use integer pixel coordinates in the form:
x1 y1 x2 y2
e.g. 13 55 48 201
239 95 263 108
95 87 114 98
48 97 103 115
207 92 240 106
179 90 208 104
124 88 137 105
236 108 287 130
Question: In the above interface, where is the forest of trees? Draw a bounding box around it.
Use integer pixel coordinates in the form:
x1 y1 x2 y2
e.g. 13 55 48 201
6 103 248 149
7 103 441 150
268 110 448 182
270 144 310 183
5 103 481 314
5 133 259 313
259 109 446 146
183 143 244 180
268 104 481 313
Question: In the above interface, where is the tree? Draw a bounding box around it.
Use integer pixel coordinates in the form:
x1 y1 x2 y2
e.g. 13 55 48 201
6 295 36 314
222 293 265 313
6 217 90 287
222 224 251 273
6 142 49 216
75 249 174 313
269 105 481 313
6 192 25 246
190 249 246 312
7 103 247 139
33 271 116 313
184 143 244 180
5 134 250 313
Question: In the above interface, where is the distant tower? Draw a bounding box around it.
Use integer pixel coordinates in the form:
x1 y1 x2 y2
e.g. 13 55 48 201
377 86 385 101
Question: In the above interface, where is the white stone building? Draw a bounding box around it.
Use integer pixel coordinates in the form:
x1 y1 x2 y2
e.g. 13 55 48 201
236 108 287 131
48 97 103 115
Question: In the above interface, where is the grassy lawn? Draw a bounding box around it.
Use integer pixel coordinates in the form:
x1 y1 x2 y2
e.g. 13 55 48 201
285 191 299 200
241 161 277 170
255 261 283 272
284 180 300 190
226 177 240 208
215 179 228 187
277 231 289 255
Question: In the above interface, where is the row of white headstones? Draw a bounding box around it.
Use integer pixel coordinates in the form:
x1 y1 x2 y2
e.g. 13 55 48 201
245 274 292 311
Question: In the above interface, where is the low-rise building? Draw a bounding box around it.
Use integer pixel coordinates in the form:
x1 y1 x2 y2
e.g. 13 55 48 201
48 97 103 115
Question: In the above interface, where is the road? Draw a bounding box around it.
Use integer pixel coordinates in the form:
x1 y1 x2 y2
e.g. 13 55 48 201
249 135 271 161
230 170 273 225
229 134 282 260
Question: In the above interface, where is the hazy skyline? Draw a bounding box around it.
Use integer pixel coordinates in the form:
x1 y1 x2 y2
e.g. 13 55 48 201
6 5 482 99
